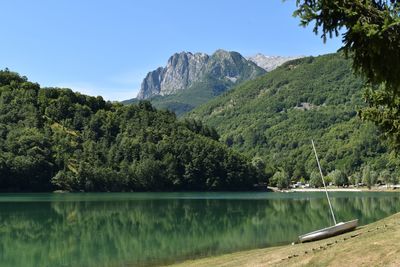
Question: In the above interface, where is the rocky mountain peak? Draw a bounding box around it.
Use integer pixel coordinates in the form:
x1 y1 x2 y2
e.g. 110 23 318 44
247 54 303 72
137 50 297 100
213 49 233 58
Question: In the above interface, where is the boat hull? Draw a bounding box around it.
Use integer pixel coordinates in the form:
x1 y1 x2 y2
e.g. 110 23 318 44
299 219 358 243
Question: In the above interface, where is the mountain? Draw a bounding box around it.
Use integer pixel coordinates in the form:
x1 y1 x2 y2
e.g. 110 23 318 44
187 53 399 181
247 54 303 72
0 69 265 192
137 52 209 99
124 50 267 116
126 50 303 116
137 50 265 99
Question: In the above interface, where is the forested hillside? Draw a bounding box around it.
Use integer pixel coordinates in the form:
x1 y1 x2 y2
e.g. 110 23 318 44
124 50 266 116
141 76 239 116
0 69 265 192
188 53 400 184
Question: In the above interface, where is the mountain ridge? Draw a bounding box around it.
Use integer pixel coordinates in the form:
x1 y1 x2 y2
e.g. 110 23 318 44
247 53 303 72
126 50 301 116
137 49 265 100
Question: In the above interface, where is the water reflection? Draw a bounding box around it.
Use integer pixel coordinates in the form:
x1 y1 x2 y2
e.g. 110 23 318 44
0 192 399 267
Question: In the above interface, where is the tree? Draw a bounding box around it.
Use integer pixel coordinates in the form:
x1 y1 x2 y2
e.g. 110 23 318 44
133 158 165 190
362 165 378 189
349 171 362 186
378 169 399 186
51 170 75 191
251 156 267 183
271 171 290 189
390 173 399 185
309 171 323 188
293 1 400 150
328 169 349 187
323 173 333 186
379 170 392 187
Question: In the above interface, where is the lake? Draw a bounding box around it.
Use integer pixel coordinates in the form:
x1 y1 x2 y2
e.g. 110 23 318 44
1 192 400 267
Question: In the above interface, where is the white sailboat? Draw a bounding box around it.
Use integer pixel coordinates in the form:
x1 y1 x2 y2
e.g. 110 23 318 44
298 140 358 243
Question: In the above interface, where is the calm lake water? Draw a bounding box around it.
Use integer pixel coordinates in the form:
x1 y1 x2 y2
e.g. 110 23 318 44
1 192 400 267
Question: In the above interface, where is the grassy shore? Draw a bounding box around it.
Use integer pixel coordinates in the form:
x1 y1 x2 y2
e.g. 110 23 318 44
169 212 400 267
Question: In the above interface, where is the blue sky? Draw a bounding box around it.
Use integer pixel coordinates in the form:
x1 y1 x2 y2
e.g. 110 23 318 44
1 0 342 101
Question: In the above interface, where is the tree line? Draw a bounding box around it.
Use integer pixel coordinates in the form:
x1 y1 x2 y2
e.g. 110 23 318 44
0 69 266 192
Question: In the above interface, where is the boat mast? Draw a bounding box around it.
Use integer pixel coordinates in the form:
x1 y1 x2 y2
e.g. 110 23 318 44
311 140 337 225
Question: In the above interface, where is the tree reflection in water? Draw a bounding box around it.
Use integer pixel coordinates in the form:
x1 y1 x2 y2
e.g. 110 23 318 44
0 192 399 267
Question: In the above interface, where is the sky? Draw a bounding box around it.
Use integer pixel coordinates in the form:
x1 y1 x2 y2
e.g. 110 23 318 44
0 0 343 101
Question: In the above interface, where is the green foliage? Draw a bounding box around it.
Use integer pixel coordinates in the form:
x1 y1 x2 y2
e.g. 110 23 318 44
189 53 396 181
379 169 392 185
328 169 348 187
349 172 362 186
362 165 378 189
390 173 399 185
361 87 400 151
0 70 263 192
309 171 323 188
293 0 400 152
251 156 268 183
271 171 289 189
147 77 231 116
323 173 333 185
294 0 400 92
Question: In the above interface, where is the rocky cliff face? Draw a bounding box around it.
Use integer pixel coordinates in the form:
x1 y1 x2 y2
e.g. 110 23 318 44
137 50 265 99
247 54 303 72
160 52 209 96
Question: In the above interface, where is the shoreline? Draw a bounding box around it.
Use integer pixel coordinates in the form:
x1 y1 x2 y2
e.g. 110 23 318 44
291 188 361 192
269 186 400 193
169 212 400 266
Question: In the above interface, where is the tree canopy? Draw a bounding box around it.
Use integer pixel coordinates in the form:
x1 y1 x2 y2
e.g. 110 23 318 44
0 69 265 192
188 53 398 182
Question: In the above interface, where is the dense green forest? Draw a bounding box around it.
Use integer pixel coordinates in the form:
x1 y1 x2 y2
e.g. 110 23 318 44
0 69 265 192
123 76 234 116
188 53 400 186
133 76 236 116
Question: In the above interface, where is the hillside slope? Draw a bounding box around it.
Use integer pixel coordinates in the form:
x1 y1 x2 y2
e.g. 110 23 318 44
0 69 265 192
188 53 397 180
